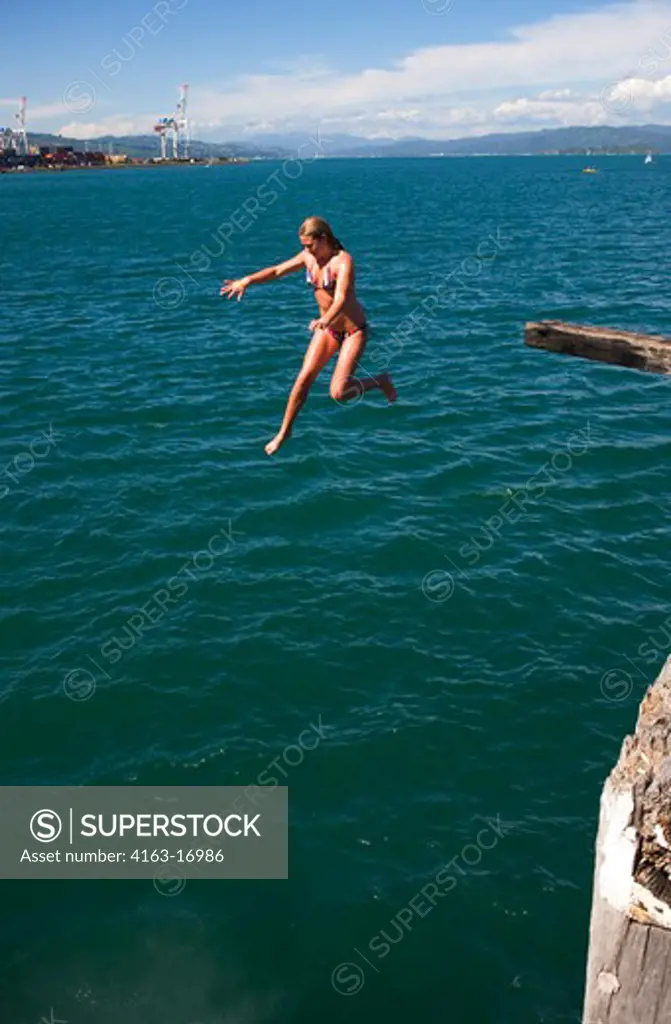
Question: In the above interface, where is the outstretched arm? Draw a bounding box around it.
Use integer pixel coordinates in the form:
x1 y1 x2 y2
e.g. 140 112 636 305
220 252 305 300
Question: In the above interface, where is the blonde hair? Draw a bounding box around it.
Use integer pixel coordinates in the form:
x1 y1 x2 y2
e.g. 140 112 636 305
299 216 343 252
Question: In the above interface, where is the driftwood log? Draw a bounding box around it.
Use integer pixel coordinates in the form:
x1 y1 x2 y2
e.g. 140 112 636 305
525 321 671 374
583 655 671 1023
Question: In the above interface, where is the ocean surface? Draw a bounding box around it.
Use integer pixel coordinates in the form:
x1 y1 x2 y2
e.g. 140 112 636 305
1 154 670 1024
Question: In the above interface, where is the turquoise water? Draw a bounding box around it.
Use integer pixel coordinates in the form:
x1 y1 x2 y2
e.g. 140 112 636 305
1 155 670 1023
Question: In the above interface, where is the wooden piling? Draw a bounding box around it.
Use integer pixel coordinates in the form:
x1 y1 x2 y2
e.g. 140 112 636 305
583 654 671 1023
524 320 671 374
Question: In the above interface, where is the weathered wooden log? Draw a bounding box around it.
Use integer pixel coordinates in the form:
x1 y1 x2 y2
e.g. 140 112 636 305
583 654 671 1024
525 320 671 374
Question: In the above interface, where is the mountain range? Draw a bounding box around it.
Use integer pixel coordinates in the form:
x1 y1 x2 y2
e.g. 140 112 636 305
322 124 671 156
26 124 671 159
25 132 285 159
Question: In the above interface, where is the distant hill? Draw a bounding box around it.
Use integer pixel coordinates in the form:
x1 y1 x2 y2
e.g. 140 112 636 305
26 124 671 160
227 131 398 153
325 124 671 157
239 124 671 156
26 132 289 160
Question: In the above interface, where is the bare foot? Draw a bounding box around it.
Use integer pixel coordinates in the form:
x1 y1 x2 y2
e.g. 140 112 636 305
380 373 397 404
265 429 291 455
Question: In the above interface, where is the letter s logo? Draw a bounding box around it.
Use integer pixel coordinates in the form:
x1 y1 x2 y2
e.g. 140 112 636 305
30 809 63 842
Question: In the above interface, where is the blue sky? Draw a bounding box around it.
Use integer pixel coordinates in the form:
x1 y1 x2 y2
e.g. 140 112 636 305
1 0 671 139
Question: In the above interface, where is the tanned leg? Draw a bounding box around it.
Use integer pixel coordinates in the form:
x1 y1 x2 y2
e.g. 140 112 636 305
329 330 397 405
265 329 340 455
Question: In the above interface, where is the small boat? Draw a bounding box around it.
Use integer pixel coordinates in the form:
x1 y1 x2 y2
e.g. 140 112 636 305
645 153 653 164
582 166 599 174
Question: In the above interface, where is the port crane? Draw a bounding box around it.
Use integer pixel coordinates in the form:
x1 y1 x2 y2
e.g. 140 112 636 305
153 84 189 160
0 96 28 154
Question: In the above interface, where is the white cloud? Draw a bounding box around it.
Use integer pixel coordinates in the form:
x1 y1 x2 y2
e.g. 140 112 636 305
0 98 72 118
58 116 150 139
492 72 671 129
611 72 671 104
30 102 78 119
492 95 602 125
375 108 423 122
188 0 671 136
32 1 671 140
538 89 575 101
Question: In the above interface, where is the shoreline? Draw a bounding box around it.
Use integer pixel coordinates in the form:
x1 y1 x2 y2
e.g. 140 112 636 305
1 151 665 175
0 158 251 175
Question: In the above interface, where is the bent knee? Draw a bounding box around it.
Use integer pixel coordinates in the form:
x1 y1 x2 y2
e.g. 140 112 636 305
330 380 361 402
